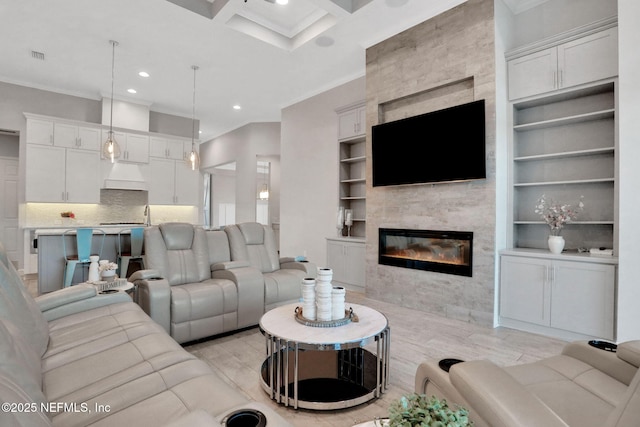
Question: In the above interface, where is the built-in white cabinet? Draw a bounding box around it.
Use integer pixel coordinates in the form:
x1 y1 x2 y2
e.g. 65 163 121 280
337 104 366 141
25 116 101 150
103 131 149 163
148 158 199 205
500 252 615 340
26 145 101 203
150 136 188 160
326 237 365 291
337 102 366 238
508 26 617 100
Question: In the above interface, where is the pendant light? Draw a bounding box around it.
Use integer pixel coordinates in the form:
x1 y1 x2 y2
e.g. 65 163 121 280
103 40 121 163
186 65 200 171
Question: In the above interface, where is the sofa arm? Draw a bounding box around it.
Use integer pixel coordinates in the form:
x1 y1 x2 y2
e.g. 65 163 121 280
211 260 250 271
212 265 264 329
133 274 171 334
450 360 570 427
562 341 639 386
36 283 131 321
280 258 316 276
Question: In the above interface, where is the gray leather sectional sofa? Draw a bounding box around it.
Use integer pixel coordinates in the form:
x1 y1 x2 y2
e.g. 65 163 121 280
415 340 640 426
131 222 316 344
0 240 291 427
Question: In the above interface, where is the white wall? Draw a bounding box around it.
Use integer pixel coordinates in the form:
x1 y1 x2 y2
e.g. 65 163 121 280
616 0 640 342
280 77 365 264
199 122 281 225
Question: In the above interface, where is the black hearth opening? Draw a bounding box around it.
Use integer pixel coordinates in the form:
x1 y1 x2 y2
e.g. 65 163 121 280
378 228 473 277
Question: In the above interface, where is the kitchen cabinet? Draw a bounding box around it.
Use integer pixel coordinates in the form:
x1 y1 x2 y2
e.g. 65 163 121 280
26 118 53 145
54 124 101 150
499 252 615 340
102 131 149 163
337 103 366 141
150 136 187 160
508 26 617 100
326 237 365 290
148 158 199 205
26 145 100 203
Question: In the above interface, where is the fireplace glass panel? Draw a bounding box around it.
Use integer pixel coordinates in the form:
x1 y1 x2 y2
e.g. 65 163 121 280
379 229 473 277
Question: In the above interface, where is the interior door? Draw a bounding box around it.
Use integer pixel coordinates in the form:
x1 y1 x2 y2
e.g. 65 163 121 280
0 157 19 264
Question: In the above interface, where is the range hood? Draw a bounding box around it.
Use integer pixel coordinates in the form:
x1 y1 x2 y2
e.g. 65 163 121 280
103 163 148 191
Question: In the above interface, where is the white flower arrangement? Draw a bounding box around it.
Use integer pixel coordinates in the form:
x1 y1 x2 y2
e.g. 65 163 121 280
534 194 584 235
99 261 118 272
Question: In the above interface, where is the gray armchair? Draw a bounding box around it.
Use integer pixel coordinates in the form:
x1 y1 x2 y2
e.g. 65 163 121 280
224 222 316 311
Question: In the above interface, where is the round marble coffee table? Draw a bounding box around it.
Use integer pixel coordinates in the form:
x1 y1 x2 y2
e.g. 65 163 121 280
259 302 390 410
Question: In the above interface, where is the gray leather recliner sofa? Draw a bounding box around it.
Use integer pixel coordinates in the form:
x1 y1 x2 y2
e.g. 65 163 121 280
132 222 315 344
415 340 640 427
224 222 316 312
0 240 291 427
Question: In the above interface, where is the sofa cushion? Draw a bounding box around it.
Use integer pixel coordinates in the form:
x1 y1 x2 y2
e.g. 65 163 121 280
264 270 305 308
206 230 231 265
145 225 210 286
0 319 47 410
505 355 627 427
0 261 49 357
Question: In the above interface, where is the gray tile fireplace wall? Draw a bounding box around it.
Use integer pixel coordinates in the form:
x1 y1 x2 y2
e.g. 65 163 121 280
365 0 496 326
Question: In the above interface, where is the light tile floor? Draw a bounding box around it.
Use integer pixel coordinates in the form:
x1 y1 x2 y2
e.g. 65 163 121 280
185 291 568 427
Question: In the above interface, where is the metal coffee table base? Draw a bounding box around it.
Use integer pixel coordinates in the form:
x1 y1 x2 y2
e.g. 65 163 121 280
259 327 390 410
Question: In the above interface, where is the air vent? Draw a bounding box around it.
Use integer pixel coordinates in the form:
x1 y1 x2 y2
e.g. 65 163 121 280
0 128 19 136
31 51 45 60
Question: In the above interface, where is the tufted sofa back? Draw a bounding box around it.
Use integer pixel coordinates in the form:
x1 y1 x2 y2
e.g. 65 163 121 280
225 223 280 273
144 223 211 286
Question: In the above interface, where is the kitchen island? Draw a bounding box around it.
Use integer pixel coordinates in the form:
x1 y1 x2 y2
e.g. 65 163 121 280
31 225 146 294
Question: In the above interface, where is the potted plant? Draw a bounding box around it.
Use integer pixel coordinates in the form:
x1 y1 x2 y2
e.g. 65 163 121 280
387 393 473 427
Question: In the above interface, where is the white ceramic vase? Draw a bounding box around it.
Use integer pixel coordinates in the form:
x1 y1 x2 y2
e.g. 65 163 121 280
88 255 100 282
548 235 565 254
101 269 116 282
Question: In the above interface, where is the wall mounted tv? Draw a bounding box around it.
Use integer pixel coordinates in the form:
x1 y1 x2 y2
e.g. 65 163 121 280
372 99 486 187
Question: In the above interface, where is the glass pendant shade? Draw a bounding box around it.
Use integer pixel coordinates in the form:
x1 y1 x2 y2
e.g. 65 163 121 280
102 131 121 163
186 65 200 170
103 40 121 164
187 146 200 171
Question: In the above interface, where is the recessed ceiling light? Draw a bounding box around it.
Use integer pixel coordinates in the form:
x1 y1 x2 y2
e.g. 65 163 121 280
276 0 289 4
138 71 150 77
127 88 137 94
233 105 242 110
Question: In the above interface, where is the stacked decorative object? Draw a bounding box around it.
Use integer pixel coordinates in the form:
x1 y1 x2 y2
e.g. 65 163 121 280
88 255 100 283
301 278 316 321
316 268 333 321
331 286 346 320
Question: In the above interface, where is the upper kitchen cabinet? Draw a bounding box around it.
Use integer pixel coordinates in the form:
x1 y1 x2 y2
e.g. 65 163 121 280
508 24 617 101
102 130 149 163
150 136 189 160
25 115 101 150
147 158 199 205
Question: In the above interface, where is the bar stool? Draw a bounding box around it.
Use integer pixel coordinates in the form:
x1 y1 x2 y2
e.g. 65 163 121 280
62 228 105 287
117 227 144 279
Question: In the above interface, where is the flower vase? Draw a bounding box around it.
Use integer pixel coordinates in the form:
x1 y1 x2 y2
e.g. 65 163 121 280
101 269 116 282
548 235 565 254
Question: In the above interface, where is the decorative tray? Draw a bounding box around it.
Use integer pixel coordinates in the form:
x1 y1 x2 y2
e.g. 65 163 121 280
294 306 358 327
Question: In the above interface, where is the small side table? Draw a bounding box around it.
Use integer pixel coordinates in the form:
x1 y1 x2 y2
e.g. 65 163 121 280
92 280 136 300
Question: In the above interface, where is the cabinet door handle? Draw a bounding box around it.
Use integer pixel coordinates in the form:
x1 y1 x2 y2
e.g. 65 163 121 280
553 71 557 89
66 192 69 201
61 192 65 201
558 69 563 88
50 135 54 145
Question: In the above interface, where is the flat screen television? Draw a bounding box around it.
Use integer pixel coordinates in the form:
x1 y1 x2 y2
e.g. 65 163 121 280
372 99 486 187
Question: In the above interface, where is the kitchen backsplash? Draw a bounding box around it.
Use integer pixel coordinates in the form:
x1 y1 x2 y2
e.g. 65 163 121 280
24 189 198 226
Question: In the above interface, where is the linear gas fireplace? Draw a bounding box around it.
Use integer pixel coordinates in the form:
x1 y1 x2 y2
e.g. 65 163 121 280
379 228 473 277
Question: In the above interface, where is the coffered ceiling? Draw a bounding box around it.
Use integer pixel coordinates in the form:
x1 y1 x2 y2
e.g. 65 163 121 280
0 0 539 140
